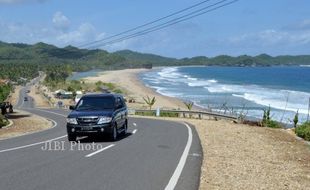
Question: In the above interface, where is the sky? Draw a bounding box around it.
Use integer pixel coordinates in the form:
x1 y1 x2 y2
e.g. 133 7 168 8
0 0 309 58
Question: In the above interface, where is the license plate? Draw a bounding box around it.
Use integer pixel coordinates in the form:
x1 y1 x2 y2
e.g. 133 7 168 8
80 126 93 131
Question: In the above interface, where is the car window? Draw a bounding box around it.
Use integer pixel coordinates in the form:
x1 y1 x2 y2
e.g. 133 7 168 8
76 97 115 111
114 97 121 109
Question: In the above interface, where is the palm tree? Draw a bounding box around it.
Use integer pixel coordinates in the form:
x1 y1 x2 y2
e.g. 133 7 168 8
143 96 156 110
183 101 194 118
183 101 194 111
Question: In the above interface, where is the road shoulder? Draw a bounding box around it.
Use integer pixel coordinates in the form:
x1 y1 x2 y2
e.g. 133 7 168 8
0 109 53 140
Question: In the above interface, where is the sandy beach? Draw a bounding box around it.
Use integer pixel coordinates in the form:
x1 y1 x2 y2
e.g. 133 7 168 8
84 68 310 190
84 68 187 110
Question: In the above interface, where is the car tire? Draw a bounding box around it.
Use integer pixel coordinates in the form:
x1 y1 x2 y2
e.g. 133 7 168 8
68 134 76 141
122 120 128 136
110 123 118 141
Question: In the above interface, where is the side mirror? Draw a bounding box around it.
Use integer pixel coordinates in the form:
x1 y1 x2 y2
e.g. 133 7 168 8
115 104 121 110
69 105 75 110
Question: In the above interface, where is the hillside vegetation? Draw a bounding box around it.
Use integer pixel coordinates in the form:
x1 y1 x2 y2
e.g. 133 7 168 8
1 41 310 87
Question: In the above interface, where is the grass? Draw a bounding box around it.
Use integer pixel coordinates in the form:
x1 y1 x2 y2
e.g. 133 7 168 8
295 122 310 141
135 110 179 118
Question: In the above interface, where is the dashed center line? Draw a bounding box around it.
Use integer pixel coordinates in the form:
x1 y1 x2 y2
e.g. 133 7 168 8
133 122 137 127
132 129 137 134
85 144 115 158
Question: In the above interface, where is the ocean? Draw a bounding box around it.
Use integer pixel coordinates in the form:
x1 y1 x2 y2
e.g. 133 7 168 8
67 69 103 81
140 66 310 124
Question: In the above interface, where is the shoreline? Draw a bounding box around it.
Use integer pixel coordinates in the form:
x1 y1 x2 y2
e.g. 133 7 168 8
83 68 188 110
78 67 310 125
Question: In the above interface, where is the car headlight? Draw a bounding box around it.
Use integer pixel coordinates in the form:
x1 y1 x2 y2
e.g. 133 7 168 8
97 116 112 124
67 118 78 125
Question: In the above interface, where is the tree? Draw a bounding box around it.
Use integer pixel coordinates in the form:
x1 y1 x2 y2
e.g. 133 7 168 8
183 101 194 111
293 110 299 128
262 106 271 127
143 96 156 110
183 101 194 118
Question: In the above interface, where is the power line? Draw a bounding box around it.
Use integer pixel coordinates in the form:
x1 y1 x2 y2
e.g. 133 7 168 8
78 0 214 48
89 0 238 48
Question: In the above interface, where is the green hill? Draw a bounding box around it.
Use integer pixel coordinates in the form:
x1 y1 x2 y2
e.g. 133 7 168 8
1 41 310 83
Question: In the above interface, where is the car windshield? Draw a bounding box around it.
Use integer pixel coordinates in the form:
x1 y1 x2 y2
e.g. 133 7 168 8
75 97 114 111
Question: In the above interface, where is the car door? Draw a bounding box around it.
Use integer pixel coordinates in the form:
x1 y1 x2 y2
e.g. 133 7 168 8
118 97 126 127
114 97 123 129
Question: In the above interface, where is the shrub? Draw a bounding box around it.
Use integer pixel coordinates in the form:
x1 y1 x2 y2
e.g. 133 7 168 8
261 106 282 128
160 111 179 117
113 89 123 94
135 110 155 116
0 114 8 128
295 122 310 141
266 120 283 128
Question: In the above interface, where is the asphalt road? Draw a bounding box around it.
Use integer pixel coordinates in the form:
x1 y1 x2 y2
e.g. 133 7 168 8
0 78 202 190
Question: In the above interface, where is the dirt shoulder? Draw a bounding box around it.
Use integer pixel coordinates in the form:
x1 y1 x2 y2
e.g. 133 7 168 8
6 85 22 106
132 116 310 190
188 119 310 189
191 119 310 190
29 85 52 108
0 109 53 140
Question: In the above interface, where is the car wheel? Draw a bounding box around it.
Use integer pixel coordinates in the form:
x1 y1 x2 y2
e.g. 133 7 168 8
122 121 128 136
110 124 118 141
68 134 76 141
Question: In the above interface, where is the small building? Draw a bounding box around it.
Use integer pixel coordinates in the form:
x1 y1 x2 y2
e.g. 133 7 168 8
99 86 110 93
54 89 73 99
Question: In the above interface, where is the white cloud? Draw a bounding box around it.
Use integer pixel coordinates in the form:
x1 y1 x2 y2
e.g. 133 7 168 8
0 18 106 48
52 11 70 31
0 20 52 43
56 23 106 46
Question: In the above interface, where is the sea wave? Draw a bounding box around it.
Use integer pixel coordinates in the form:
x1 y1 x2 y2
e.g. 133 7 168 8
206 84 310 114
142 67 310 119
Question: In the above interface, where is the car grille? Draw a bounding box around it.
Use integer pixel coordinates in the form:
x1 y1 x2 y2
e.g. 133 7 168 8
77 117 99 125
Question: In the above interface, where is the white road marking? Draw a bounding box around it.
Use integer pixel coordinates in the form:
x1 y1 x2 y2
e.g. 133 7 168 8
164 123 193 190
133 122 137 127
85 144 115 158
132 129 137 134
0 134 67 153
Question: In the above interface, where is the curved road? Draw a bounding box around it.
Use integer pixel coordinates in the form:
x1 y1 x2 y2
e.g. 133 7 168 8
0 79 202 190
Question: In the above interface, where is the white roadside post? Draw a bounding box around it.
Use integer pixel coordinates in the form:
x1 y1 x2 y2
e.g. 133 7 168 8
156 107 160 117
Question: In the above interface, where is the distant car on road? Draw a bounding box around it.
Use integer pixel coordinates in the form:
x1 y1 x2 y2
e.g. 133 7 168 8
66 94 128 141
24 97 28 101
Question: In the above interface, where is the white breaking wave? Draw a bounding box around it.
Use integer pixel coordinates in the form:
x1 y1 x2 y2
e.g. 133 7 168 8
143 67 310 118
187 79 218 87
206 83 310 114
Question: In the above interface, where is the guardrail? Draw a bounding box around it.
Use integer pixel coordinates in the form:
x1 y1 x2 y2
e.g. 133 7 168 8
131 109 238 120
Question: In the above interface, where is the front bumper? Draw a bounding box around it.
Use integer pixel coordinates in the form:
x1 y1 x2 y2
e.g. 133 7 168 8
66 123 113 136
